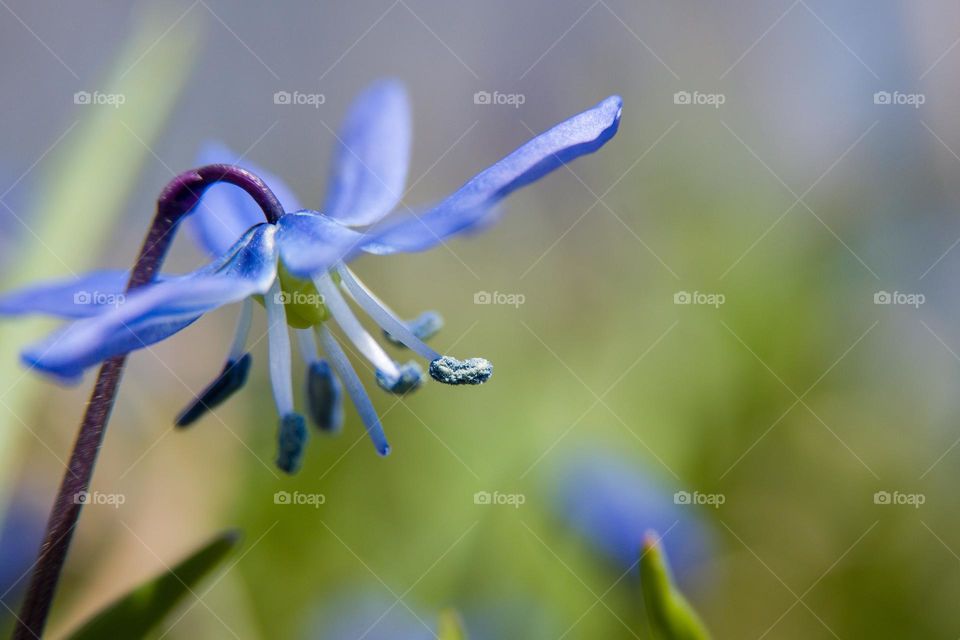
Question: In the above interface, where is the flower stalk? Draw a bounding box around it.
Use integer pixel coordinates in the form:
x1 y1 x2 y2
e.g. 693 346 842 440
13 165 282 639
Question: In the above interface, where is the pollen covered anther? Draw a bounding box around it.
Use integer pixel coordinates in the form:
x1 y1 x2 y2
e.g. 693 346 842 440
429 356 493 385
276 413 308 474
376 361 424 394
175 353 253 427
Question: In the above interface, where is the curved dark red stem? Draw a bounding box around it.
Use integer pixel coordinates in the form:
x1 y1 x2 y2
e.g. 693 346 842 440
12 165 282 639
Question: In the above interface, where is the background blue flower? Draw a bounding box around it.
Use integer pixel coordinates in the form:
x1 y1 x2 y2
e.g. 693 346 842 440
552 449 712 584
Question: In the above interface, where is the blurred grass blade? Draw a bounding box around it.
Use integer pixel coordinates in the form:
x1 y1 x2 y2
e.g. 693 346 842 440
0 6 198 517
641 531 711 640
66 530 240 640
437 608 468 640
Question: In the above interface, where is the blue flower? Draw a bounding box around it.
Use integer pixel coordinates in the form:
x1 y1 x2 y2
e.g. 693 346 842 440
0 80 622 473
552 449 711 583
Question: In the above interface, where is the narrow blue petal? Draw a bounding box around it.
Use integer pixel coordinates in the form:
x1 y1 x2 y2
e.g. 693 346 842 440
23 224 278 381
276 211 391 279
323 79 411 227
364 95 623 253
188 142 301 257
0 270 130 319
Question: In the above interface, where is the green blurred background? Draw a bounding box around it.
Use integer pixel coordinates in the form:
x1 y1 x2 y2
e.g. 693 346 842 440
2 1 960 638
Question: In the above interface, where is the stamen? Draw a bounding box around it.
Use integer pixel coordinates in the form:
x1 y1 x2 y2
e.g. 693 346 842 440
317 325 390 456
227 298 253 361
313 272 400 379
175 299 255 427
336 265 440 361
175 354 252 427
298 329 344 432
429 356 493 385
383 311 443 348
264 279 296 416
307 360 344 432
276 413 308 474
376 361 423 395
296 326 320 365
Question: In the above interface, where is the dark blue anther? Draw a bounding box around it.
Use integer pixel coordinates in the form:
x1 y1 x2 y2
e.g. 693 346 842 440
307 360 343 432
276 413 308 474
175 353 252 427
376 361 423 394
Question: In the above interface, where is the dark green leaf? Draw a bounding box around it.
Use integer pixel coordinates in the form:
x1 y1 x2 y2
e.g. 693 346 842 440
67 530 240 640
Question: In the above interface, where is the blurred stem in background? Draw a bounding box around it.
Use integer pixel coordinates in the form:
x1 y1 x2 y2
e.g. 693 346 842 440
0 7 197 531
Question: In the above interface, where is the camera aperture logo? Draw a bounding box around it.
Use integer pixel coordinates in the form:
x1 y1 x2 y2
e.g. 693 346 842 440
673 490 725 509
673 91 725 109
273 90 326 109
73 491 125 508
274 290 325 308
274 490 326 508
73 290 125 308
473 490 525 508
74 90 126 108
873 91 925 109
873 290 924 309
873 490 924 509
474 90 526 108
474 290 525 308
674 290 725 308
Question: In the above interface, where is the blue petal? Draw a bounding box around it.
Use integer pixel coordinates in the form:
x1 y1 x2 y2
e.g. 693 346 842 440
322 79 411 227
0 270 130 319
188 142 300 257
23 224 278 381
276 211 391 279
365 95 623 253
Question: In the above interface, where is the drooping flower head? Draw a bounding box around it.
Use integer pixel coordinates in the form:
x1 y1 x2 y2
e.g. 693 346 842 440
0 81 622 473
